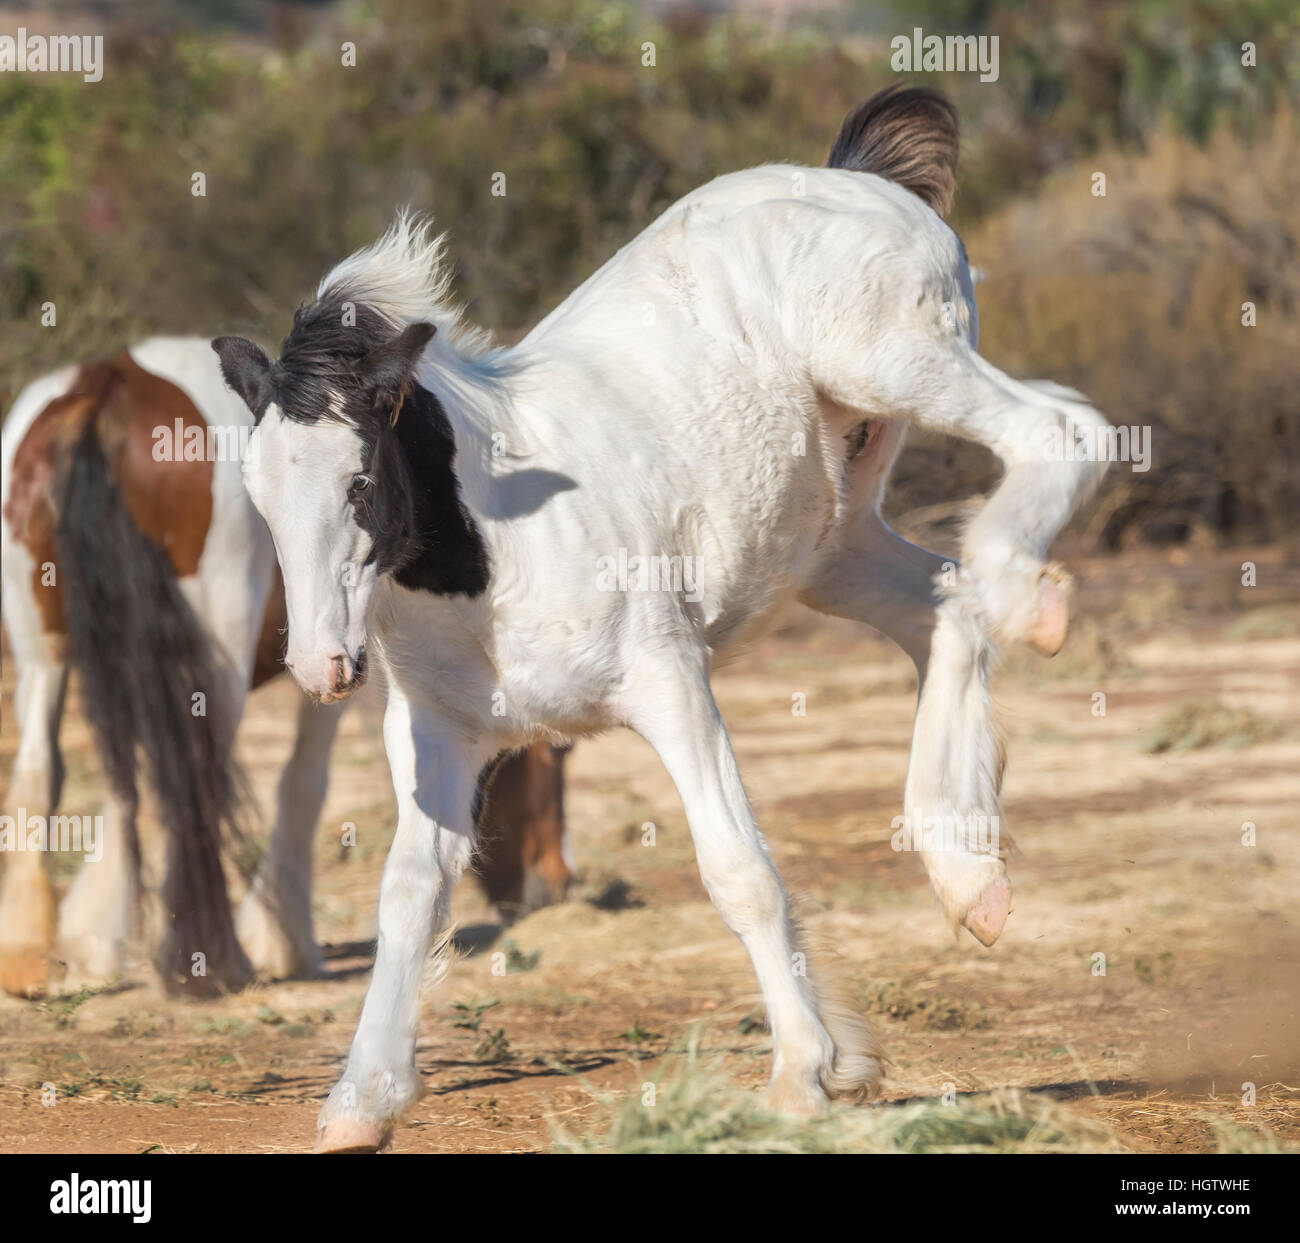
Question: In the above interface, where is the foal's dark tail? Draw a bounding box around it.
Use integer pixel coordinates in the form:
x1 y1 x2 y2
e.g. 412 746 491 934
53 388 252 996
827 84 959 217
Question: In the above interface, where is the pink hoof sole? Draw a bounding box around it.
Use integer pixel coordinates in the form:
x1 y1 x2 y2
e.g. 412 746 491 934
314 1119 390 1154
1026 566 1071 657
963 877 1012 947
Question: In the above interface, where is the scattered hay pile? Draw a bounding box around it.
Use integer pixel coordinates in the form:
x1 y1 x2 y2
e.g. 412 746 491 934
1144 699 1283 753
552 1047 1124 1154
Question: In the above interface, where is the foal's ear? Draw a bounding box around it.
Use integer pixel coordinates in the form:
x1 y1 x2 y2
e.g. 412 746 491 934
212 336 275 422
360 321 437 409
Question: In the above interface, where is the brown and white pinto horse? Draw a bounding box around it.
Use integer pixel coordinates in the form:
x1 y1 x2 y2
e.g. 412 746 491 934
0 337 571 998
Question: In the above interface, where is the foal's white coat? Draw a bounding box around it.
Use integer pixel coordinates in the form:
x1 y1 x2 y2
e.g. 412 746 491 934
241 166 1109 1148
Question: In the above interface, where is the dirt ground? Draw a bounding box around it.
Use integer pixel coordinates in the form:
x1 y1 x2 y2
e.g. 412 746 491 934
1 545 1297 1153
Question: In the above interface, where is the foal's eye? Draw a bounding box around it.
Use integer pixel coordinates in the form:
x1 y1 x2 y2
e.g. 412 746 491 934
349 473 371 497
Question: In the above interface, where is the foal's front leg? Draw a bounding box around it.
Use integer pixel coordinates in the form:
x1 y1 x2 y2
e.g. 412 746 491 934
315 688 488 1153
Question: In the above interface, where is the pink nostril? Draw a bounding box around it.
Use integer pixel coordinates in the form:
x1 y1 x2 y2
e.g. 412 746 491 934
331 654 349 692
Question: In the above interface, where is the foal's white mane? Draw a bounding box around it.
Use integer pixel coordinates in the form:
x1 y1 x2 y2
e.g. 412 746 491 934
317 211 493 361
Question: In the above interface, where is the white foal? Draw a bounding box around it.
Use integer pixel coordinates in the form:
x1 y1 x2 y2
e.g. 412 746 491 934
215 85 1109 1152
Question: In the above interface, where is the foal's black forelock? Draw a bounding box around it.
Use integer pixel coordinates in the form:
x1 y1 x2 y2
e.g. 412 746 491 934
273 296 394 426
267 292 490 598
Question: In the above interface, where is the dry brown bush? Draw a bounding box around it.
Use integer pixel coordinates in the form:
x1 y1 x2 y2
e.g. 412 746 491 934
924 112 1300 549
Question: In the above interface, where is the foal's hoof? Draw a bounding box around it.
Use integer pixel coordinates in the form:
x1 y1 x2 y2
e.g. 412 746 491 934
764 1076 830 1117
315 1118 391 1154
963 876 1013 947
1025 564 1072 657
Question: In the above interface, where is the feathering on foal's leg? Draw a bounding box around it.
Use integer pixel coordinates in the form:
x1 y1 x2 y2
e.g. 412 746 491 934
628 646 882 1110
315 686 488 1153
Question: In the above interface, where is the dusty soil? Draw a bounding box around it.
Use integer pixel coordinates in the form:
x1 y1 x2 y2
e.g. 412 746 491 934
1 545 1297 1153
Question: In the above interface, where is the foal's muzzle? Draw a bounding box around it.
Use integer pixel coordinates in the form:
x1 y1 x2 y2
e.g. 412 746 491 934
290 645 367 704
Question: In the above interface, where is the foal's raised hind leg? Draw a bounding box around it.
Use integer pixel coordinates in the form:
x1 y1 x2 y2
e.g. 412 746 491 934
809 338 1109 943
801 511 1011 943
628 646 882 1111
818 338 1109 657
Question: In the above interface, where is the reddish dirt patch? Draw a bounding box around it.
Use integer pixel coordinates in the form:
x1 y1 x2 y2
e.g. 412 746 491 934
1 548 1297 1152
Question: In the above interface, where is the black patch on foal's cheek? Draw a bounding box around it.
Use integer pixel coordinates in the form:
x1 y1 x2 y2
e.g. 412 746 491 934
351 384 490 597
390 386 491 595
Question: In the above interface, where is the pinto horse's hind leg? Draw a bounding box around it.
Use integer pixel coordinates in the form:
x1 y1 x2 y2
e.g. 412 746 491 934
0 657 68 998
474 742 572 925
801 512 1011 944
627 645 882 1111
238 695 346 978
56 790 138 986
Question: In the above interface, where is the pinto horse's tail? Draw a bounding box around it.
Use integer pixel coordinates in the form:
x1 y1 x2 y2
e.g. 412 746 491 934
827 84 959 217
52 363 253 995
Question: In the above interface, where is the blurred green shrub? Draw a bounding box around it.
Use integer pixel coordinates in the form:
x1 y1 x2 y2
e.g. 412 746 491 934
2 0 1295 545
966 113 1300 548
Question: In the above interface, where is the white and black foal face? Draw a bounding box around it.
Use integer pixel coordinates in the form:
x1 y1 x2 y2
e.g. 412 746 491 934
242 408 377 701
213 304 488 702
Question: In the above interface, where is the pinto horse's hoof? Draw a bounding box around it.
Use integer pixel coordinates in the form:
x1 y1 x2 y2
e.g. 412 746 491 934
1025 563 1072 657
0 944 50 999
962 876 1013 947
314 1118 391 1154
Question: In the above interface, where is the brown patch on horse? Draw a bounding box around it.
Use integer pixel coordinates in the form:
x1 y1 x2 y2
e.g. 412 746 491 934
96 350 213 576
2 373 108 634
2 352 216 637
475 743 572 922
